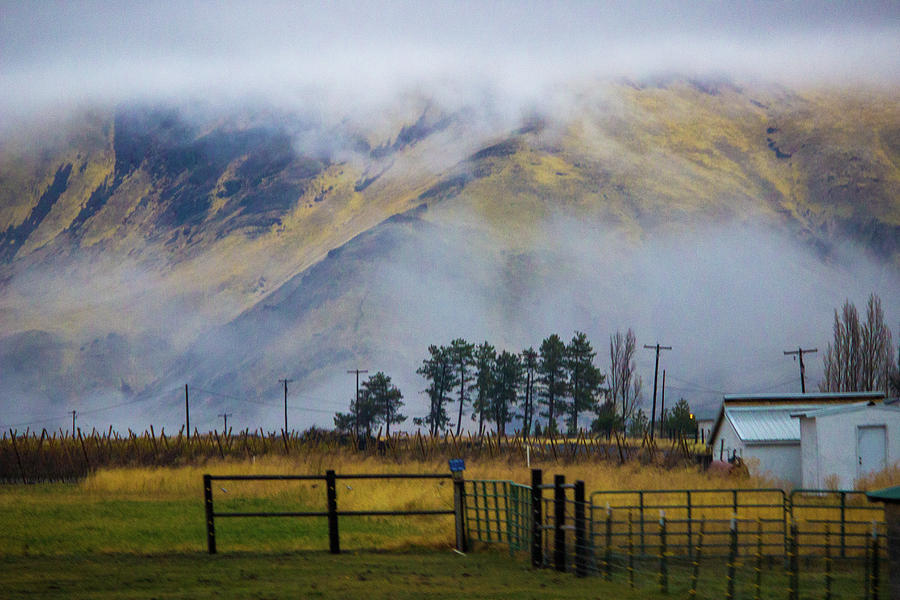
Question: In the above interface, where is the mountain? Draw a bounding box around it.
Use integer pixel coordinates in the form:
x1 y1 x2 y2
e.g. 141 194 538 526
1 79 898 430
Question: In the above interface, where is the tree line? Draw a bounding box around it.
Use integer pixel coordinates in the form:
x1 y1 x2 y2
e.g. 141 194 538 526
332 292 900 440
334 329 697 439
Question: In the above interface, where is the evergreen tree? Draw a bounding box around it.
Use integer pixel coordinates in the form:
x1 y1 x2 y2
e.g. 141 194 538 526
363 371 405 436
492 350 522 437
334 371 405 438
448 338 475 436
416 345 457 435
520 347 539 438
333 388 380 438
666 397 695 439
565 331 604 434
538 334 567 435
471 341 496 436
591 399 622 438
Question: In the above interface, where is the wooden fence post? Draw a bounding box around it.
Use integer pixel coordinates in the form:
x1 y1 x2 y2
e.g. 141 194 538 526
574 480 586 577
203 474 216 554
531 469 543 568
326 470 340 554
554 474 566 572
453 473 468 553
9 430 26 484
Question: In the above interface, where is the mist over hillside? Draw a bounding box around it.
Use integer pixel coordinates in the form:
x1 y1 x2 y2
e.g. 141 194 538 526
1 1 898 434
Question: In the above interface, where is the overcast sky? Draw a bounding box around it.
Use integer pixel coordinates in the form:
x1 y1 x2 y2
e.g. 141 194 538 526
2 1 898 124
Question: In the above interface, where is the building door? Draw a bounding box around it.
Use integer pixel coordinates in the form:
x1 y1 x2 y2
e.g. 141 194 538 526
857 425 887 480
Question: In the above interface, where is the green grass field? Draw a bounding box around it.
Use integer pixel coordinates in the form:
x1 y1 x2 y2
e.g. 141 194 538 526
1 472 883 598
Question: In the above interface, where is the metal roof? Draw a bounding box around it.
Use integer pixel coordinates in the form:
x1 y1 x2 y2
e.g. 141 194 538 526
790 401 900 419
723 391 885 403
723 405 822 443
866 486 900 503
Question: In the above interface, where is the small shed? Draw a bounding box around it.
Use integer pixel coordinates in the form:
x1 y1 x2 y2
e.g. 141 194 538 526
708 392 885 486
794 402 900 489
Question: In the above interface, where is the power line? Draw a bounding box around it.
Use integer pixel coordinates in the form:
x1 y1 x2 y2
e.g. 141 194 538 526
2 389 179 430
666 375 728 395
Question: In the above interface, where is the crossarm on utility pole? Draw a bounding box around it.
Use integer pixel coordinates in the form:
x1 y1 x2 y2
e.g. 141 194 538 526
783 347 817 393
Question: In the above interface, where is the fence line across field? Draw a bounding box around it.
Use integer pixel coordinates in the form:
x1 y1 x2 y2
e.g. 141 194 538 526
462 469 889 597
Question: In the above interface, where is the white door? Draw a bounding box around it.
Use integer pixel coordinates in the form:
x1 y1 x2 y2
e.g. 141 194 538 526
857 425 886 479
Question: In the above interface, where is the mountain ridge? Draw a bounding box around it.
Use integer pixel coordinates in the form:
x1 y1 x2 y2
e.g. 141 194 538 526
1 79 898 428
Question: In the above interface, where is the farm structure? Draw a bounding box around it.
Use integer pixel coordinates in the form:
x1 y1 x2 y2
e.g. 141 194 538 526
795 401 900 490
708 392 885 487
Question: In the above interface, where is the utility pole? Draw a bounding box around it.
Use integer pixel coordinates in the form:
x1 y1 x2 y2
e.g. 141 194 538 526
218 413 232 432
783 347 817 393
278 379 293 435
346 369 368 440
185 384 190 440
660 370 666 439
71 410 76 436
644 343 672 441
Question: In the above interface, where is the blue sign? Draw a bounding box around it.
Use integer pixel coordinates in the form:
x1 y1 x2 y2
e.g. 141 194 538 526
448 458 465 472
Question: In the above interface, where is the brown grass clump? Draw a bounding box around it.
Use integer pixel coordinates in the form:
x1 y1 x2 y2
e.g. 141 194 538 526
853 461 900 491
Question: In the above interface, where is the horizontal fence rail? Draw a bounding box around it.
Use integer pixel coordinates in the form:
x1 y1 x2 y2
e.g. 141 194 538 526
203 471 457 554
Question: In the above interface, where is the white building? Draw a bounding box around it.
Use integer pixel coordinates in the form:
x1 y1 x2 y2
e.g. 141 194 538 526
708 392 885 487
793 401 900 490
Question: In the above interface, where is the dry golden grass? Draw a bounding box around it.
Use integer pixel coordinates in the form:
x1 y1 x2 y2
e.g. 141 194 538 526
79 450 768 504
853 460 900 491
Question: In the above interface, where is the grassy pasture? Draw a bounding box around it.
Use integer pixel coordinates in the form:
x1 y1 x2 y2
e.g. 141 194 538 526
2 455 893 598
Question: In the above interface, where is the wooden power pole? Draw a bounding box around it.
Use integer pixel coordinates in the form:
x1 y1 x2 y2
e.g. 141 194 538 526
278 379 293 435
783 347 817 393
347 369 368 440
644 343 672 441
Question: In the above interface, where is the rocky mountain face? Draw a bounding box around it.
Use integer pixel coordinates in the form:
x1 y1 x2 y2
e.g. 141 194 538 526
1 79 898 429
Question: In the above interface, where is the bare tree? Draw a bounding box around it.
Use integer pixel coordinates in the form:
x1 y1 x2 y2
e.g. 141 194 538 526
609 328 642 424
822 293 895 395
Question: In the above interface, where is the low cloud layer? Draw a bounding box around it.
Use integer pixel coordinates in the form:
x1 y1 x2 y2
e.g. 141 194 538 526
1 207 898 434
2 1 899 133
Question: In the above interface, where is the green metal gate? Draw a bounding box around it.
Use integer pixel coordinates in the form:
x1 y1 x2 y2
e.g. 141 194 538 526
465 479 532 553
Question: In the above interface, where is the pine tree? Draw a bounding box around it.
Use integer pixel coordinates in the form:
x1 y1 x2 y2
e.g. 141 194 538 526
416 345 457 435
471 341 496 436
334 388 380 438
492 350 522 437
363 371 405 436
538 334 567 435
565 331 604 434
520 347 539 438
666 397 695 439
448 338 475 436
